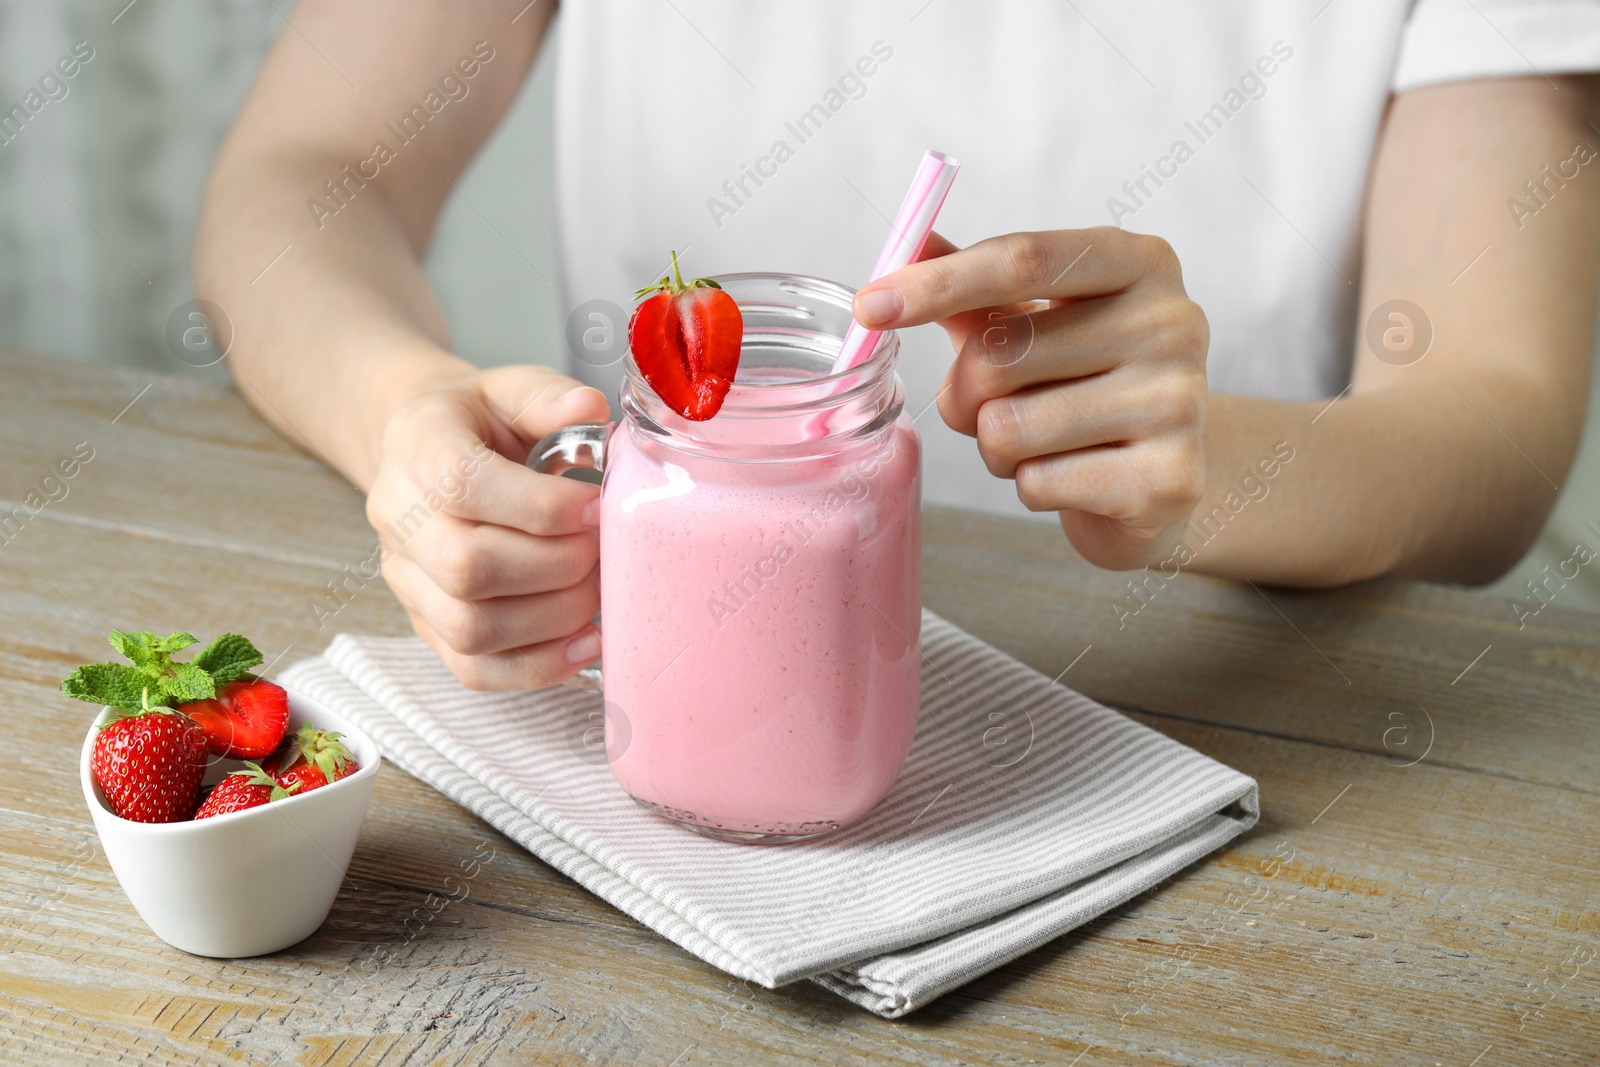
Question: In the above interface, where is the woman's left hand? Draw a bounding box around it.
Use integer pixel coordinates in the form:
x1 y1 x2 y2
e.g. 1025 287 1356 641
851 227 1211 570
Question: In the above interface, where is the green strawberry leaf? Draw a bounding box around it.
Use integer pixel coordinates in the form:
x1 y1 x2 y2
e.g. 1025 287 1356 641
312 732 352 783
235 761 302 801
313 748 340 783
61 662 151 713
190 632 263 685
281 725 353 784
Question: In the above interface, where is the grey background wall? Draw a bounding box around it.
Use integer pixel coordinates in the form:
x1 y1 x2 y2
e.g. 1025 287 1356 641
0 1 561 375
2 1 1596 614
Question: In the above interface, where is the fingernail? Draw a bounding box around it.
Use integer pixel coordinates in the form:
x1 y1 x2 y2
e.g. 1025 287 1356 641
565 630 601 666
581 495 602 528
855 287 904 327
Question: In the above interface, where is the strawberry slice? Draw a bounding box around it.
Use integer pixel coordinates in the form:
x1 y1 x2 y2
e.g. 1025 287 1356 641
194 762 300 819
627 250 743 420
179 678 290 759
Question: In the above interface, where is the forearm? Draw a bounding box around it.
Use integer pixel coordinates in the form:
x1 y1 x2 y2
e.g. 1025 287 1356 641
192 0 548 491
1182 366 1583 587
194 153 473 491
1180 76 1600 589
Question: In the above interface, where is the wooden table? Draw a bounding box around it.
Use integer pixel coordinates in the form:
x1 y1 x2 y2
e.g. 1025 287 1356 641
2 347 1596 1066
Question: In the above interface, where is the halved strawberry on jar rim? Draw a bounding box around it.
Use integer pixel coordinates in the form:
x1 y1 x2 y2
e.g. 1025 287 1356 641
627 249 743 421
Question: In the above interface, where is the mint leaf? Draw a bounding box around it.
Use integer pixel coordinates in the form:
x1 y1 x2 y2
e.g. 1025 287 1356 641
107 630 160 672
106 629 214 702
61 663 152 713
155 632 199 655
190 632 263 685
160 661 215 703
106 630 196 672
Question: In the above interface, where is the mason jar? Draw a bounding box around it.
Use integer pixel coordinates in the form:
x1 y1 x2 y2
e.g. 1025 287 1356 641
533 273 921 842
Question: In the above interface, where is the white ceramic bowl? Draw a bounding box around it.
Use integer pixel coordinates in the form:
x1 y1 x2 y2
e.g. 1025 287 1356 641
79 689 380 958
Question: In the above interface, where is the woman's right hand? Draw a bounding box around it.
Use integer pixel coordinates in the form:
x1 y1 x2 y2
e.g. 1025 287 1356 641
364 365 612 690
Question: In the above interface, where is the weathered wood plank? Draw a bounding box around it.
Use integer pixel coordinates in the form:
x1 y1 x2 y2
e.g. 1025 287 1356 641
910 717 1600 1065
0 348 371 569
922 504 1600 794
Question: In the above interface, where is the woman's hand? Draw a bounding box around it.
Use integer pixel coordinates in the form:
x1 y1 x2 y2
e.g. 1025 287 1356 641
365 365 611 689
853 227 1210 569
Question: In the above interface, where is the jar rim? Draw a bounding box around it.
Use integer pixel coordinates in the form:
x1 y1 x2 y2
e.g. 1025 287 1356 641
621 272 899 408
617 272 905 457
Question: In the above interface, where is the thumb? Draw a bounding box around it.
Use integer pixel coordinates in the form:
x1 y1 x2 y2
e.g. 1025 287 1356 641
476 364 612 451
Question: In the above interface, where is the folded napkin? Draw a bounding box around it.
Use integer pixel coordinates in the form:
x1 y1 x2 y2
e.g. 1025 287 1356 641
280 611 1257 1018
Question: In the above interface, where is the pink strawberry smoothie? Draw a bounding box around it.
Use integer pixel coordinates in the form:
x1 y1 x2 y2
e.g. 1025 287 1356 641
599 412 921 838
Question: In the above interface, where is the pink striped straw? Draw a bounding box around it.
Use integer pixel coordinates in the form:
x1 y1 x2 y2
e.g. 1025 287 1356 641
829 150 961 375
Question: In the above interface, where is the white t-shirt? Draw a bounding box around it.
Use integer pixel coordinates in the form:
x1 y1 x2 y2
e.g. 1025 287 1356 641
552 0 1600 518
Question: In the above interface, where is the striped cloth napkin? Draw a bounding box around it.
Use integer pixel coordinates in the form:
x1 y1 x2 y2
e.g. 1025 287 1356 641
280 611 1257 1018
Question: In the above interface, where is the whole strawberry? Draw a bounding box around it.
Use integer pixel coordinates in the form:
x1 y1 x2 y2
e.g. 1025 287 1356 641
628 249 743 421
194 762 300 819
267 724 358 794
90 691 208 823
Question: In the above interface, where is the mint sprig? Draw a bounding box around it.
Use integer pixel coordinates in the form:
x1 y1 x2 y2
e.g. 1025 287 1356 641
61 630 264 715
108 630 197 670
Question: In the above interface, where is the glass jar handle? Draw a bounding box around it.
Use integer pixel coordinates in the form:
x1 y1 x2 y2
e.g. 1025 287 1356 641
527 422 612 690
